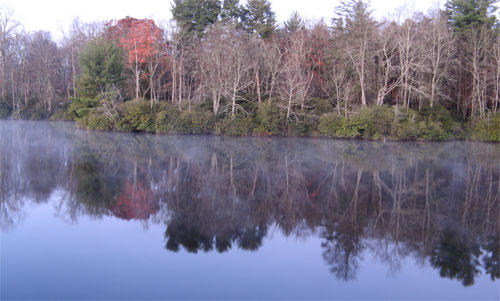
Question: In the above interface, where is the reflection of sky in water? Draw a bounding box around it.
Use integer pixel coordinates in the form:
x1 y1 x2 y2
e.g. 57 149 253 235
2 200 498 300
1 120 499 299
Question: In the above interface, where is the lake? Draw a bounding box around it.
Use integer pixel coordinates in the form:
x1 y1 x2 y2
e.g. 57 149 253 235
1 120 499 300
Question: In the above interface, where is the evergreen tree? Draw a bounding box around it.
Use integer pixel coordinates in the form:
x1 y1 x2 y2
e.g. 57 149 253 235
77 39 124 99
171 0 222 35
244 0 276 38
445 0 498 33
284 11 304 33
220 0 245 24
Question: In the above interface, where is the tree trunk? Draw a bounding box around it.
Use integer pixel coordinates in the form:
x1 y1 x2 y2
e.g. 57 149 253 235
178 49 184 110
255 71 261 104
134 41 140 100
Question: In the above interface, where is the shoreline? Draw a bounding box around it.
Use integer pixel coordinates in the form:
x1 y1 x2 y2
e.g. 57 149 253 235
3 118 499 143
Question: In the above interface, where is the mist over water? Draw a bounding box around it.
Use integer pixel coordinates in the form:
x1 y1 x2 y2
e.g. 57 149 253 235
1 120 499 299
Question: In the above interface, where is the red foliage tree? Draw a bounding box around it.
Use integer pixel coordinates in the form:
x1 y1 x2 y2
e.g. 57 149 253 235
112 179 158 220
106 18 166 100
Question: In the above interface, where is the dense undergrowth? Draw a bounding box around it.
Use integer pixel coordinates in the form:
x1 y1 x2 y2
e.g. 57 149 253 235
44 98 500 142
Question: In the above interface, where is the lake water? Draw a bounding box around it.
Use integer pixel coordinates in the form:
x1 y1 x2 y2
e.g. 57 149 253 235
1 120 499 300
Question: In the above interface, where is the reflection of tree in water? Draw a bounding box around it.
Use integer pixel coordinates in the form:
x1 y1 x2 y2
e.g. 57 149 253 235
161 152 269 253
321 224 364 281
1 122 71 230
112 178 156 220
1 121 499 286
482 233 500 280
430 229 481 287
73 152 120 217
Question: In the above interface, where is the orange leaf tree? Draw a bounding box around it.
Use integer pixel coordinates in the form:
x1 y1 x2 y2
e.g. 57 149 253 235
106 18 165 100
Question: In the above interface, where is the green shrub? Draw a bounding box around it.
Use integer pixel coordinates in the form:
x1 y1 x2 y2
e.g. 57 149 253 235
317 113 366 139
64 97 99 120
255 102 287 135
0 99 12 118
114 100 157 132
27 109 47 120
391 120 419 140
63 96 475 141
357 106 395 139
50 102 79 121
418 104 464 139
78 112 115 131
176 111 216 134
319 107 399 139
310 98 334 116
341 115 368 138
49 109 66 121
472 113 500 142
155 107 180 133
157 110 216 134
237 97 258 115
13 102 50 120
418 120 447 140
215 115 256 135
418 104 453 125
318 113 344 137
288 115 318 136
287 121 311 136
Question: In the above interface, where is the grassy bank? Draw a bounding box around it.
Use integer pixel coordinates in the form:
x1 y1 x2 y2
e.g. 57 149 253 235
51 99 499 142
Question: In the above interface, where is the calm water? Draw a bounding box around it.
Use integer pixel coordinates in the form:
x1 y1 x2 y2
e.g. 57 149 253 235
1 120 499 300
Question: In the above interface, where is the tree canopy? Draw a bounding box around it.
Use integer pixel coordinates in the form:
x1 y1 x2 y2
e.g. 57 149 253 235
172 0 222 34
77 38 124 98
445 0 498 33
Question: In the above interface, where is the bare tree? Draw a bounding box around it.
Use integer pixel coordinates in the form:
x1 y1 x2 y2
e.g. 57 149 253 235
421 9 454 108
375 23 401 106
277 29 314 121
222 27 254 117
322 42 355 116
25 31 63 113
464 26 493 118
259 39 283 101
171 23 181 107
145 22 170 108
60 18 98 99
0 6 19 101
197 24 254 116
334 0 378 107
492 35 500 113
165 32 198 111
197 24 231 115
394 11 424 109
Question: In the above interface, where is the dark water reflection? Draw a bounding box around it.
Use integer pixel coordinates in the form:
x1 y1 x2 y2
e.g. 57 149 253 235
1 120 499 299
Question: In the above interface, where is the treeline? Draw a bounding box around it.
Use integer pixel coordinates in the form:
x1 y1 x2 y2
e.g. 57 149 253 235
0 0 500 140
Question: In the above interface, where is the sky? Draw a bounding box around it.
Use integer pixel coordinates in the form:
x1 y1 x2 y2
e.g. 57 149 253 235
1 0 439 41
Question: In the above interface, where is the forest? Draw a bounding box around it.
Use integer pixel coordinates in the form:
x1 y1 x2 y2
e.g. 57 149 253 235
0 0 499 141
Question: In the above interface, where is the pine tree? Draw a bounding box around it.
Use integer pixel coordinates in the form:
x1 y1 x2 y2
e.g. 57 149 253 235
445 0 498 34
77 39 124 99
284 11 304 33
244 0 276 38
171 0 222 35
220 0 245 24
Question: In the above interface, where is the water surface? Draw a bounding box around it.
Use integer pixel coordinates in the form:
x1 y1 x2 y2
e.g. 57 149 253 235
1 120 499 300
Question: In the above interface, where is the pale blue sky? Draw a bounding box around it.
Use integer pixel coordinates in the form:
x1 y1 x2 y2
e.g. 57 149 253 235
2 0 438 40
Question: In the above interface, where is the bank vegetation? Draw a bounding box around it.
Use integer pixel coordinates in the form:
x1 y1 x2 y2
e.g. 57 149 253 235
0 0 499 141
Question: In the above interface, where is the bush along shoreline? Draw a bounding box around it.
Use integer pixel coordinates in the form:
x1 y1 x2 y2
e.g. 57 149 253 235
47 99 500 142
